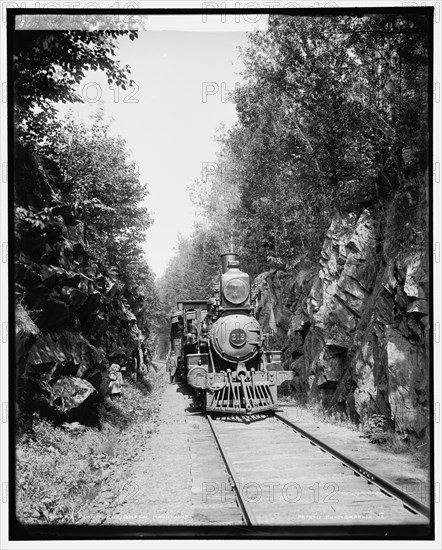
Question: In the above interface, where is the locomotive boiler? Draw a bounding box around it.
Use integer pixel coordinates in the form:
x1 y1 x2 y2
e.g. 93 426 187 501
169 253 292 414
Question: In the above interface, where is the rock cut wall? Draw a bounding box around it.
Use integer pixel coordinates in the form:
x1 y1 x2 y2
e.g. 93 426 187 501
254 210 430 437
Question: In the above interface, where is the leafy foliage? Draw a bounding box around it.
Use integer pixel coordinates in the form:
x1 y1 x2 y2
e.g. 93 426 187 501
17 109 160 345
16 374 160 525
192 14 429 274
38 112 151 267
155 226 224 355
363 413 390 444
164 228 223 296
13 30 137 141
14 26 161 385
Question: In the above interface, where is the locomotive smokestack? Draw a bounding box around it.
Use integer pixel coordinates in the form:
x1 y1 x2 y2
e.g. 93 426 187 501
221 252 239 274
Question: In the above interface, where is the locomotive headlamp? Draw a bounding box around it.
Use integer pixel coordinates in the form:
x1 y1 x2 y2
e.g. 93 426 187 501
223 278 249 305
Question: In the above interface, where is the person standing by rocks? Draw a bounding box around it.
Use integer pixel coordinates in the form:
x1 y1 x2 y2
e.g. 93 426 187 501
109 363 123 400
168 351 177 384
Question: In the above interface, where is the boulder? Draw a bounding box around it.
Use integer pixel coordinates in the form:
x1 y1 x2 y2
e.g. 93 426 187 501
27 330 96 378
82 367 108 398
43 376 97 423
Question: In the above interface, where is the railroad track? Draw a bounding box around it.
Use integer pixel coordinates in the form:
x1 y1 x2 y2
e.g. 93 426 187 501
152 359 166 370
206 412 431 527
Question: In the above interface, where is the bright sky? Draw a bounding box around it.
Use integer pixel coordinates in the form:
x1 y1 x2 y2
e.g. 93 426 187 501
58 18 259 276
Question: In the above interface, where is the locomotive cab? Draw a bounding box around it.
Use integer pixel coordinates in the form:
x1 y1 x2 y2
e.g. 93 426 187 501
172 300 210 381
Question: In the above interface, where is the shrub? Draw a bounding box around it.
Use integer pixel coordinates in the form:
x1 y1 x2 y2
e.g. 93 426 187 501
16 375 158 524
363 414 390 444
16 417 96 523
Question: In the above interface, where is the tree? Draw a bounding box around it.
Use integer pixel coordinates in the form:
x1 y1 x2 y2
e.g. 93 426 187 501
157 226 224 317
37 112 152 268
191 14 429 272
13 29 137 142
120 255 162 351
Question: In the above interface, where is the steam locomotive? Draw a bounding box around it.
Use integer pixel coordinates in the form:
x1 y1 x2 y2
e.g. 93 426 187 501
169 253 292 414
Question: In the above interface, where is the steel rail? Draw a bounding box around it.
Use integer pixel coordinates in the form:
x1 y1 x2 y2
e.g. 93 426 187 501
206 414 257 526
273 411 431 519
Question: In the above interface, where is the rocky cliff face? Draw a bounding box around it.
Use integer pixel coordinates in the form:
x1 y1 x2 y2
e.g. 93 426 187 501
15 144 150 424
254 209 429 438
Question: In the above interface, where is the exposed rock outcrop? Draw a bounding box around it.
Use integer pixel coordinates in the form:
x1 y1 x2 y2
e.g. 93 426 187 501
253 209 429 438
15 144 151 424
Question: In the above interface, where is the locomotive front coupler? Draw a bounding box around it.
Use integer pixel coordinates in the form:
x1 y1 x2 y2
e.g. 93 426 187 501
236 362 247 377
236 365 253 413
